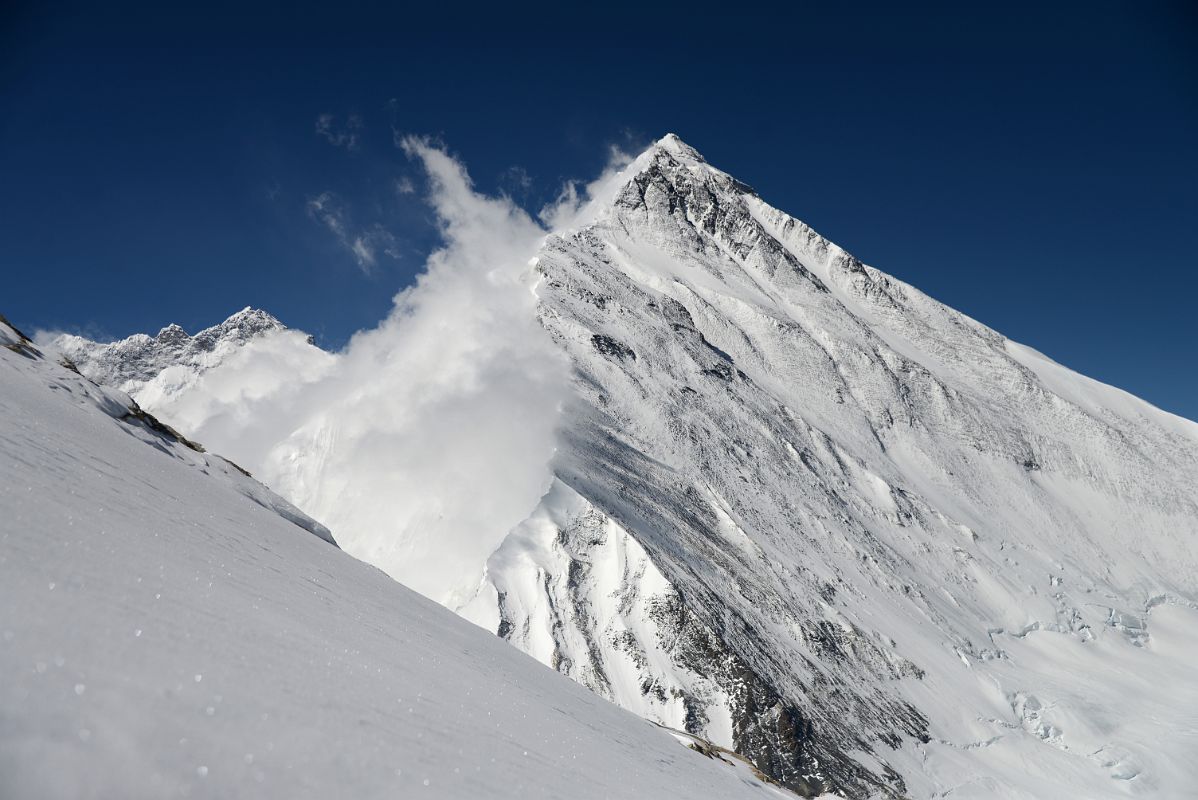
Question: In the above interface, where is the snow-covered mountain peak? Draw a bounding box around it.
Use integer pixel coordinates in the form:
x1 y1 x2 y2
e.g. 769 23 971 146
198 306 283 340
512 139 1198 796
653 132 707 163
148 306 285 350
154 321 189 343
50 306 316 409
546 134 754 241
627 134 745 197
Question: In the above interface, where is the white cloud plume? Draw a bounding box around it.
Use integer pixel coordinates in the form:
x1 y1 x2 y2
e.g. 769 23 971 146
538 143 636 230
148 138 572 608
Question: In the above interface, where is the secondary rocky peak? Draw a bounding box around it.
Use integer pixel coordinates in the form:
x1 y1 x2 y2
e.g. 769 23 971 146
52 306 295 397
194 307 284 349
223 306 283 329
148 308 282 348
155 322 189 343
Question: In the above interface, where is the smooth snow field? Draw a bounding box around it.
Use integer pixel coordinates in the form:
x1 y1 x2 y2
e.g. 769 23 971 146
0 320 790 799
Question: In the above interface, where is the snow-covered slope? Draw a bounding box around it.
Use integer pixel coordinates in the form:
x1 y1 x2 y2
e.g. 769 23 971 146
51 136 1198 799
0 316 793 799
3 316 334 546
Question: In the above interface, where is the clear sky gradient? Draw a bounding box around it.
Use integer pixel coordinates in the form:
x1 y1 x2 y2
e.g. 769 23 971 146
3 2 1196 419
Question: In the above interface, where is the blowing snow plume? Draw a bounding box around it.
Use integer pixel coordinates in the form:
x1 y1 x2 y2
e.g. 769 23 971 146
120 139 572 606
278 139 570 604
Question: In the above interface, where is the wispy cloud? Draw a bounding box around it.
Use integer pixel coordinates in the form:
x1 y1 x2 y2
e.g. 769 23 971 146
306 191 347 237
306 191 397 273
499 165 533 199
538 143 635 230
315 113 363 151
349 236 375 267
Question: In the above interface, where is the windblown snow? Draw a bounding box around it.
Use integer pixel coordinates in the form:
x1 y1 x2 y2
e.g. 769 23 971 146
45 135 1198 799
0 317 793 799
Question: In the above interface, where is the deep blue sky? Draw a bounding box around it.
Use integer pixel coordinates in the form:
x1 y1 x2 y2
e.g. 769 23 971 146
3 2 1196 419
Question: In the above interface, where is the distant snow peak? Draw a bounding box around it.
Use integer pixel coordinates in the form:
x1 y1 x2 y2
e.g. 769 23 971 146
50 306 307 404
170 306 285 345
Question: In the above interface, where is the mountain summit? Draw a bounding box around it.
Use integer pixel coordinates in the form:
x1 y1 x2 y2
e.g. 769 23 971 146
456 136 1197 796
54 307 288 394
55 137 1198 799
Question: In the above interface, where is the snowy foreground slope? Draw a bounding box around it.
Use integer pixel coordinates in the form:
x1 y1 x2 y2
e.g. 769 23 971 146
0 319 792 799
56 136 1198 799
